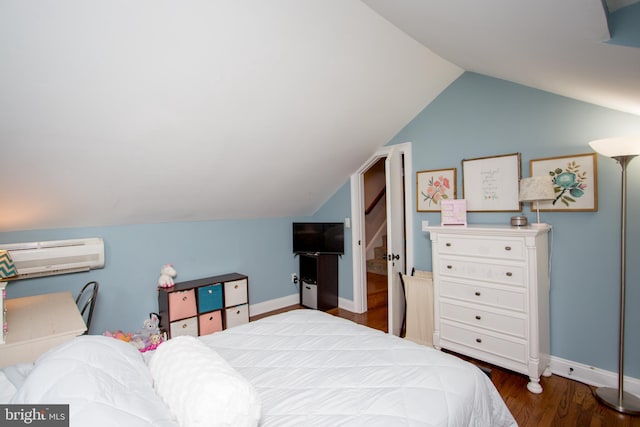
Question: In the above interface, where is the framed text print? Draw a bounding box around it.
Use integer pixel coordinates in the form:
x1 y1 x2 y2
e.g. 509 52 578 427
530 153 597 211
462 153 521 212
416 168 456 212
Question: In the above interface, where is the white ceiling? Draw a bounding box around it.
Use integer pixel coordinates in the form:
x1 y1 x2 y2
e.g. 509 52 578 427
1 0 638 232
0 1 461 232
364 0 640 116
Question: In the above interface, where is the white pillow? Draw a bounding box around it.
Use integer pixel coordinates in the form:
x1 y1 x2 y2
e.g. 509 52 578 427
11 336 177 427
148 336 261 427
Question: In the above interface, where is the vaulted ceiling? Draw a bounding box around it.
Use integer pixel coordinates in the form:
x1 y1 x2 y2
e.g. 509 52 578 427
1 0 638 232
364 0 640 115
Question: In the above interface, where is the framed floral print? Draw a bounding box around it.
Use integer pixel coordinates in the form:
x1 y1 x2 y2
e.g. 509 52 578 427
529 153 597 211
416 168 456 211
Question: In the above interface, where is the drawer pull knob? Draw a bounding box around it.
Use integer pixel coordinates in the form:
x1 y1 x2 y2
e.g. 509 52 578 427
182 324 187 329
208 290 213 294
236 310 240 315
182 296 187 301
447 265 453 269
234 284 239 289
446 243 452 247
475 315 481 320
476 338 482 343
505 246 512 251
474 291 481 296
506 272 513 277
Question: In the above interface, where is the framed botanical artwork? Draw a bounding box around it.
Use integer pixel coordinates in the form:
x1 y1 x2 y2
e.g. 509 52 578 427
462 153 521 212
529 153 598 211
416 168 456 212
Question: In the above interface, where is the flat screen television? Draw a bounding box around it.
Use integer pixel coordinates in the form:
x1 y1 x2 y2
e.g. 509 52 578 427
292 222 344 254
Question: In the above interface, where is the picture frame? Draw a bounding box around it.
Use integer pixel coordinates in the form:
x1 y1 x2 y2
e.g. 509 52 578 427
416 168 457 212
462 153 521 212
440 199 467 226
529 153 598 211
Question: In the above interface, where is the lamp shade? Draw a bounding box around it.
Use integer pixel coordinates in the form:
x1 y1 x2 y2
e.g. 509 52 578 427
0 250 17 279
589 136 640 158
519 176 555 202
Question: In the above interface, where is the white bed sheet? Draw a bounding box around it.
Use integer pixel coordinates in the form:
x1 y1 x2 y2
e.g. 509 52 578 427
199 309 517 427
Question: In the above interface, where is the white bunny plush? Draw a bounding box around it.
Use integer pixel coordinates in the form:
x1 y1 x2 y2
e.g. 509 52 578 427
157 264 177 288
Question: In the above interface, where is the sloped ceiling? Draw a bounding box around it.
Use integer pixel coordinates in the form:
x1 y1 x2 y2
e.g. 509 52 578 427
0 1 462 232
364 0 640 116
2 0 639 233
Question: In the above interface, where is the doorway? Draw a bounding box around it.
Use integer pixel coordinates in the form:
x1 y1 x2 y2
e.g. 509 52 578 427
362 158 389 329
350 143 414 336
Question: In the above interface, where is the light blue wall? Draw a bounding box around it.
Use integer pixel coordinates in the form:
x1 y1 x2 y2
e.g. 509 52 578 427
321 72 640 378
309 181 353 300
1 219 299 334
607 2 640 48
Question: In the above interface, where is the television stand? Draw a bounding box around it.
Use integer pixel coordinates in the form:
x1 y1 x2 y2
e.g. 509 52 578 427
299 253 338 311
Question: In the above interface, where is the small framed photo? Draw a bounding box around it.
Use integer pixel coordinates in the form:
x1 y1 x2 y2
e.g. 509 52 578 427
416 168 456 212
530 153 598 211
441 199 467 226
462 153 521 212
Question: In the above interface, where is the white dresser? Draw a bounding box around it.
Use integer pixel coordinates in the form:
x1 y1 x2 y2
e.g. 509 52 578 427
426 225 551 393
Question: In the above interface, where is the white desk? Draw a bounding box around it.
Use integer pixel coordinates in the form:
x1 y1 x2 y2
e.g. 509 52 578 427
0 291 87 367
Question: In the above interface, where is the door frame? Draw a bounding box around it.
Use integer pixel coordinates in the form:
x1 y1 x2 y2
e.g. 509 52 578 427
349 142 414 316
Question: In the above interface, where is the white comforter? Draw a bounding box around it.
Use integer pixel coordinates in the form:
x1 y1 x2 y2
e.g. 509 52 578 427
4 309 516 426
199 309 517 427
9 336 178 427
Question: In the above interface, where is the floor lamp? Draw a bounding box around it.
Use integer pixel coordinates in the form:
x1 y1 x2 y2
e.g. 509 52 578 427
589 136 640 415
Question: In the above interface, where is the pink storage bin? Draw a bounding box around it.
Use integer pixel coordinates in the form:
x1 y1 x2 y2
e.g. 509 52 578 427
168 289 197 320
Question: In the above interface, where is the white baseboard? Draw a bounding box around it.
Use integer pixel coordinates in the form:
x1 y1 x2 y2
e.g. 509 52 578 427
338 296 357 313
250 293 299 316
550 356 640 395
250 294 362 316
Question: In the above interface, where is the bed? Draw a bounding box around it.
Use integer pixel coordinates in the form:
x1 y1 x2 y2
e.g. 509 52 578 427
1 309 517 427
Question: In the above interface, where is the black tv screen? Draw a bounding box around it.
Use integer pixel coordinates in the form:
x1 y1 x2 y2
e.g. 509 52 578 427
293 222 344 254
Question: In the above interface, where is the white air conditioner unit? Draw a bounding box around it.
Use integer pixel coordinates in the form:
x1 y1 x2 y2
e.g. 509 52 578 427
0 238 105 280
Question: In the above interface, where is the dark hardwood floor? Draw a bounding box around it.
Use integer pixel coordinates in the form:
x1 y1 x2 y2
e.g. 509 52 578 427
252 273 640 426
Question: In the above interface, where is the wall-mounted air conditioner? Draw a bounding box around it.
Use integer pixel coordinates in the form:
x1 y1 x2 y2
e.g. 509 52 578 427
0 238 105 280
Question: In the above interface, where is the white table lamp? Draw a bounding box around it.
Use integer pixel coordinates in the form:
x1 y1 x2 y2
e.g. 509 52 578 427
519 176 555 227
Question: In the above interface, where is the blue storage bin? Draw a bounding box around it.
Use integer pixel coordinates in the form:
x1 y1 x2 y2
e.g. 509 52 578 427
198 284 223 313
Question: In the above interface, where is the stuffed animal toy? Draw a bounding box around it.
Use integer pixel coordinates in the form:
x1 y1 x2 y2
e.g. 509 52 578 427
104 330 133 342
157 264 177 288
132 312 164 353
143 312 161 336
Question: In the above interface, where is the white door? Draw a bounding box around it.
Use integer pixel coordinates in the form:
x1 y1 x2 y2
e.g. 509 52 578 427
385 147 406 336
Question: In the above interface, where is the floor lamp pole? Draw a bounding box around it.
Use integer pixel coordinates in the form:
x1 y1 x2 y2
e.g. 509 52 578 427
594 154 640 415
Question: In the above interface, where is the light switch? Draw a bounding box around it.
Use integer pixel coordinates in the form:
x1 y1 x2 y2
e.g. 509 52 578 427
421 220 429 231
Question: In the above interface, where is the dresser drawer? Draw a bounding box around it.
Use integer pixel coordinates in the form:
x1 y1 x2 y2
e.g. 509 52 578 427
439 257 525 287
197 284 223 313
168 289 197 320
170 316 198 337
225 304 249 328
441 321 527 363
224 279 248 307
440 301 526 338
437 236 525 260
198 311 223 336
440 279 526 312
